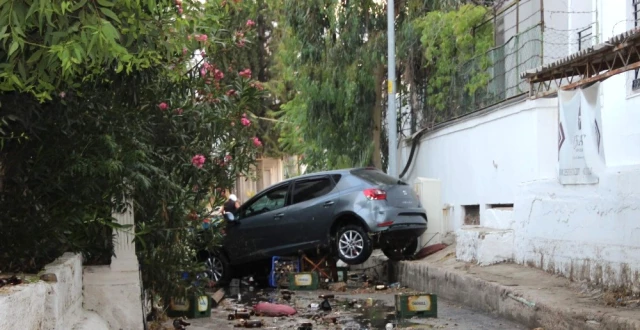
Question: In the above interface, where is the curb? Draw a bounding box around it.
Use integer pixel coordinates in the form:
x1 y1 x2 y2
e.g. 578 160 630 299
369 253 640 330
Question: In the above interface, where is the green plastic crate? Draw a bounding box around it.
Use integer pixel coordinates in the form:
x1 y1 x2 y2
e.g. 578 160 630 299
167 294 212 318
288 272 319 290
336 267 348 282
395 293 437 319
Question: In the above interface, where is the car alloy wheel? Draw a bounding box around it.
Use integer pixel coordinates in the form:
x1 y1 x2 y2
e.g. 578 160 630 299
204 255 225 282
339 229 365 259
335 225 373 265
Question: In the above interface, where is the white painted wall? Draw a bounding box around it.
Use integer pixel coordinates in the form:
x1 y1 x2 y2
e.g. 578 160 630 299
398 0 640 290
598 0 640 167
0 253 109 330
400 97 558 232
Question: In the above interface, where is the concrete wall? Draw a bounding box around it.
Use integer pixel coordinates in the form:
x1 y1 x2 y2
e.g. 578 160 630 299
400 97 558 232
400 65 640 290
83 266 144 330
0 253 108 330
398 0 640 290
235 157 286 202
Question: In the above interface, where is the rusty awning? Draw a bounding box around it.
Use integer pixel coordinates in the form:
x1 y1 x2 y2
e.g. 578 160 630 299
521 27 640 97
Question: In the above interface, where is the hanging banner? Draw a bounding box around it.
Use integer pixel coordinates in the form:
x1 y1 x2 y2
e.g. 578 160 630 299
557 83 604 185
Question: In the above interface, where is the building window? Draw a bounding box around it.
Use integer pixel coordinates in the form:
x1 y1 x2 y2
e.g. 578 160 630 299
577 25 593 51
634 0 640 91
635 0 640 27
463 205 480 226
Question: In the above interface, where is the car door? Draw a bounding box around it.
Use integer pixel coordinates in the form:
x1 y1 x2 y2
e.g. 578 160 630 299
276 175 339 255
223 182 291 264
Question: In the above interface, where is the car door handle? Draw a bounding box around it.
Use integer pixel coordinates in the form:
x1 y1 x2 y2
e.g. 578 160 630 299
273 213 285 220
323 201 335 207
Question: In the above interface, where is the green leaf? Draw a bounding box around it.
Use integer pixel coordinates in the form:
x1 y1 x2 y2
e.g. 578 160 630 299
27 49 44 63
8 41 18 57
100 7 121 23
97 0 115 7
147 0 157 13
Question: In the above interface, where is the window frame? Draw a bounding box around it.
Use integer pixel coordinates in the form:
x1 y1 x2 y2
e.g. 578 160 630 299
238 182 291 218
289 175 336 206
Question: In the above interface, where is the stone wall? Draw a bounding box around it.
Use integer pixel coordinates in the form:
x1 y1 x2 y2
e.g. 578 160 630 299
0 253 109 330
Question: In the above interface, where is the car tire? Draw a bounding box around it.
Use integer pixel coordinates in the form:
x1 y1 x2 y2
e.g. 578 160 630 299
335 225 373 265
381 237 418 261
199 249 232 286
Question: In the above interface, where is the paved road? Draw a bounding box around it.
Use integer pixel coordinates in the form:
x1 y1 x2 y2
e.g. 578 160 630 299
179 288 527 330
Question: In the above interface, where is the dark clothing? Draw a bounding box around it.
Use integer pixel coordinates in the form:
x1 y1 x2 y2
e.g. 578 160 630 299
223 199 238 213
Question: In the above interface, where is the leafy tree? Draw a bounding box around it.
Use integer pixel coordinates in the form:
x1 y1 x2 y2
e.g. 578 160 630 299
413 4 493 124
269 0 387 171
0 0 266 301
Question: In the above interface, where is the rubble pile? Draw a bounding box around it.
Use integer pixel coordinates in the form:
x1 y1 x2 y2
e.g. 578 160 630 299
174 271 418 329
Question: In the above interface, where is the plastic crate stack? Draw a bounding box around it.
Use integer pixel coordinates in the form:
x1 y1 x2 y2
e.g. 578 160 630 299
269 256 300 288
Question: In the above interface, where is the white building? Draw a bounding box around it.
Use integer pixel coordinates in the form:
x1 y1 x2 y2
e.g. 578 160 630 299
400 0 640 291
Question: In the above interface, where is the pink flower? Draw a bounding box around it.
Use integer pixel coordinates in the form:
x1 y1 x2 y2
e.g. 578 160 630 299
241 117 251 127
59 91 66 98
178 7 183 14
200 67 207 77
250 82 264 91
239 68 252 79
158 102 168 111
182 47 188 56
175 0 182 5
213 69 224 81
226 89 237 96
174 108 183 115
191 154 206 168
225 154 232 162
195 34 208 42
237 39 245 48
246 19 256 28
252 137 262 147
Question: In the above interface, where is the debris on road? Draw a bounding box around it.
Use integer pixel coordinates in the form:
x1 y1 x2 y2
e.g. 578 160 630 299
0 275 23 288
328 282 346 292
172 317 191 330
253 301 297 316
211 288 225 307
233 319 263 328
414 243 448 260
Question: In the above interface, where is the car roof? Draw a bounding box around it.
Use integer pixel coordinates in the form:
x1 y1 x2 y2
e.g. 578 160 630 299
279 167 377 184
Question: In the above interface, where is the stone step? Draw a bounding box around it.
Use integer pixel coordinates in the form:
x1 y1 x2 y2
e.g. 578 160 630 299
72 311 109 330
456 227 514 266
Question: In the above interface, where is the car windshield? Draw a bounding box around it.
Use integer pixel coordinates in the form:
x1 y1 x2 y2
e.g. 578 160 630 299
351 169 408 186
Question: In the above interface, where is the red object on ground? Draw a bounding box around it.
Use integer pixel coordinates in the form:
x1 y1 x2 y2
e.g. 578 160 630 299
253 302 297 316
414 243 448 260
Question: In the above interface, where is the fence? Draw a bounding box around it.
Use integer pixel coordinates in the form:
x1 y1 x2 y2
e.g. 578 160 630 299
415 0 597 131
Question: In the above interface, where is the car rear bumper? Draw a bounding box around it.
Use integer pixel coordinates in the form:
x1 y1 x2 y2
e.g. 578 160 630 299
372 223 427 249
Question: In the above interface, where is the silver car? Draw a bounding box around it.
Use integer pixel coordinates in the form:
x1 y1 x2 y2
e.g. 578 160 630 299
200 167 428 283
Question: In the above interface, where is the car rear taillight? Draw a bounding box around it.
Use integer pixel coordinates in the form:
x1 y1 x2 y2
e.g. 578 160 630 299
363 188 387 200
377 221 394 227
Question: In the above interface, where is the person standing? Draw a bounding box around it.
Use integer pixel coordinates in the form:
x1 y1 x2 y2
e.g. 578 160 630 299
221 193 240 215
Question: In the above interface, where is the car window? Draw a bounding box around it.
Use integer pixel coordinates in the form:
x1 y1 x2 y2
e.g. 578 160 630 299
332 174 342 184
350 169 408 186
292 178 333 204
243 184 289 217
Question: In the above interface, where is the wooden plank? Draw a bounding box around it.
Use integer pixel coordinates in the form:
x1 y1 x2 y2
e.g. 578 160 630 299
560 61 640 90
211 288 225 307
